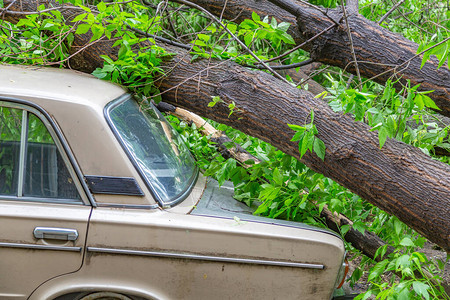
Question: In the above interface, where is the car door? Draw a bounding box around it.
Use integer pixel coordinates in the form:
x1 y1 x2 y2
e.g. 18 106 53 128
0 101 91 299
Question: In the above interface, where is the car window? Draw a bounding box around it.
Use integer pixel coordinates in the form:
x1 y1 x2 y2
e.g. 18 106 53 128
0 107 21 196
0 105 81 202
107 96 198 206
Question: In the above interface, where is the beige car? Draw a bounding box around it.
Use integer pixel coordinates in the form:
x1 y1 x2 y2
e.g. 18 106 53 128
0 64 347 300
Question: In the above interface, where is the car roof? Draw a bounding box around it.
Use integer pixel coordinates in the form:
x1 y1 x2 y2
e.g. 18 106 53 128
0 64 126 106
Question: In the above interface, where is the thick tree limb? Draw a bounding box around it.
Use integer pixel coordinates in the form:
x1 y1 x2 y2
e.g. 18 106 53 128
184 0 450 117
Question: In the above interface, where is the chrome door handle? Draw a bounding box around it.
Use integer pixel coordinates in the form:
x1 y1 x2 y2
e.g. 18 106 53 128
34 227 79 241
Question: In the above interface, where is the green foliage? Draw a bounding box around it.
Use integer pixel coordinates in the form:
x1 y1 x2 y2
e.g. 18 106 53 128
356 250 449 300
288 110 326 160
324 74 449 154
0 5 73 64
418 37 450 70
189 13 297 65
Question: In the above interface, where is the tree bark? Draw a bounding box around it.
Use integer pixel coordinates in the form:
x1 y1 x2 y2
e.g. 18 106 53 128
185 0 450 117
3 0 450 252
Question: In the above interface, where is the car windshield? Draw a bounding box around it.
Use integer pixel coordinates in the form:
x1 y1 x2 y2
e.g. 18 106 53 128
107 96 198 206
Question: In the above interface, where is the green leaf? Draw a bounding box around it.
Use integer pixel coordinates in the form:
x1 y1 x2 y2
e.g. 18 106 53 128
368 260 389 281
291 131 305 142
386 116 397 137
300 134 313 158
393 218 403 236
79 4 91 12
422 94 440 110
277 22 290 32
374 244 389 260
313 138 326 161
340 224 350 235
287 124 305 131
71 13 87 22
244 33 253 46
420 51 431 69
75 23 91 35
97 1 106 12
92 68 108 79
273 168 283 186
251 11 260 22
378 126 388 149
414 94 425 110
397 287 411 300
399 237 415 247
90 24 104 42
412 281 430 300
197 33 211 42
395 254 411 270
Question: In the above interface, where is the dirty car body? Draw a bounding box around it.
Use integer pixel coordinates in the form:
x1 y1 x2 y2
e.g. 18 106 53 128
0 65 346 300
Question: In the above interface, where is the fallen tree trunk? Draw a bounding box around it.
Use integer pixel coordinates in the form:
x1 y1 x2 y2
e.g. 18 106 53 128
186 0 450 117
4 0 450 252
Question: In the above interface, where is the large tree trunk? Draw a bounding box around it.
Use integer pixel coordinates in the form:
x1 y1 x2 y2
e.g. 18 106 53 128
187 0 450 117
3 0 450 251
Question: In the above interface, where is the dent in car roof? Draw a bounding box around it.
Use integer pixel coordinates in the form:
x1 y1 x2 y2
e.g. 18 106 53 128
0 64 125 107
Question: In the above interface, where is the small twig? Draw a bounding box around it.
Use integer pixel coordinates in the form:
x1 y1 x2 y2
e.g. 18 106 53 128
296 65 331 87
263 24 336 63
152 59 233 100
130 26 192 50
245 58 314 70
0 0 17 19
346 74 354 89
219 0 229 21
378 0 405 25
164 10 179 40
341 3 362 86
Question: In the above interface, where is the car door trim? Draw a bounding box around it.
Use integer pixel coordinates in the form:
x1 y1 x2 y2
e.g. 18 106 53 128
87 247 325 269
0 242 82 252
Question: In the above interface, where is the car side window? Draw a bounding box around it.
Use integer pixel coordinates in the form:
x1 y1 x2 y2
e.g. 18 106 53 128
0 105 81 202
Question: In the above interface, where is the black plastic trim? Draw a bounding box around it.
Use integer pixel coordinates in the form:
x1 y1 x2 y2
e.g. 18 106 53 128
85 175 144 196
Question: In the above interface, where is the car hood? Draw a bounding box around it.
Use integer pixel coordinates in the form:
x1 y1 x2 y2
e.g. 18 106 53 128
191 178 341 239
